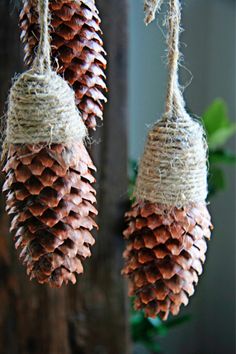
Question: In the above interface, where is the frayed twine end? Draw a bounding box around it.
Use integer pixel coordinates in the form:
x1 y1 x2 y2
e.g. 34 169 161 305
144 0 164 25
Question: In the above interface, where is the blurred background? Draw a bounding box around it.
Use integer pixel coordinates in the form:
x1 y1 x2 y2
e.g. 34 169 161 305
0 0 235 353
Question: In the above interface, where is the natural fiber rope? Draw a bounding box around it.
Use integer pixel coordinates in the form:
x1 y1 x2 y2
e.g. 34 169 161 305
134 114 208 207
144 0 164 25
33 0 51 73
4 0 86 148
165 0 185 117
135 0 208 206
145 0 185 117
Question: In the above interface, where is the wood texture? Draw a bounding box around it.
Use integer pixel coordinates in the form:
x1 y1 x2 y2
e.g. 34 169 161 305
0 0 130 353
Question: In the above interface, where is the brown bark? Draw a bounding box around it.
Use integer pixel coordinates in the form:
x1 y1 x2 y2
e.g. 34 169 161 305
0 0 130 353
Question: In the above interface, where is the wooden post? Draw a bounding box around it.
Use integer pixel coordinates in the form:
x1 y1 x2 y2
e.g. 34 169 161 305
0 0 131 353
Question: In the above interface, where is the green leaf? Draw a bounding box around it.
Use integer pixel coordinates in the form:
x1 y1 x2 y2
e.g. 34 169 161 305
203 99 229 134
165 315 191 329
146 340 162 353
208 167 226 196
147 317 162 328
155 325 168 337
208 125 236 150
209 150 236 165
130 312 145 326
202 99 236 149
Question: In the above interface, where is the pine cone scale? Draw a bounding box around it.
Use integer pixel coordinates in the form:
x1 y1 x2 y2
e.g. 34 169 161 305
123 201 212 320
3 143 97 287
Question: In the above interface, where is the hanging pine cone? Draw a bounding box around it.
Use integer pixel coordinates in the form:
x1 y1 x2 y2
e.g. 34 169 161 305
3 143 97 287
122 115 213 320
122 201 212 320
3 0 98 287
122 0 214 320
20 0 107 130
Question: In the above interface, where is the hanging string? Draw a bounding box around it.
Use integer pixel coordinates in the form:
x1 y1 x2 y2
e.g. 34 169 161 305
33 0 51 72
145 0 186 118
165 0 185 117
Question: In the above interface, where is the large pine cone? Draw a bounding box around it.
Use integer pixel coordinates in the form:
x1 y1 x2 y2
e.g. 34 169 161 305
3 143 97 287
20 0 107 130
123 201 212 320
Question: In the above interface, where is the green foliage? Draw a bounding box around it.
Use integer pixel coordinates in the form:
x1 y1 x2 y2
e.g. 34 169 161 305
203 99 236 196
131 308 191 353
129 99 236 354
203 99 236 151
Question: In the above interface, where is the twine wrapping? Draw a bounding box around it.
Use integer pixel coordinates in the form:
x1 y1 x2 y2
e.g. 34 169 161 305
4 0 86 148
134 113 208 207
135 0 208 207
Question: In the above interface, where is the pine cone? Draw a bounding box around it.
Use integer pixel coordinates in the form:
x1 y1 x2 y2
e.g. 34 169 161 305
3 143 97 287
122 201 212 320
20 0 107 130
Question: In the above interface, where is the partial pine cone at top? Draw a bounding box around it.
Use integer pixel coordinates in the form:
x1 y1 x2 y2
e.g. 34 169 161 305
123 201 212 320
20 0 107 130
3 143 98 288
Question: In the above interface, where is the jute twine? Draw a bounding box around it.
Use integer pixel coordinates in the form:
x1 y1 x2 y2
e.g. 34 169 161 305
144 0 164 25
134 0 208 207
4 0 86 150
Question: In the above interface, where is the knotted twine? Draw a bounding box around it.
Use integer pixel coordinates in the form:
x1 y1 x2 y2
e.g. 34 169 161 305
134 0 208 207
4 0 86 152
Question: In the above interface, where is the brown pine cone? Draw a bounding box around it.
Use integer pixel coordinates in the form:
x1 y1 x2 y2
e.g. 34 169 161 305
3 143 97 287
20 0 107 130
122 201 212 320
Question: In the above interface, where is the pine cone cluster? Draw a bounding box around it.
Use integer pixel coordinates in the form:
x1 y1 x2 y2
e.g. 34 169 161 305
3 143 97 287
20 0 107 130
123 201 212 320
